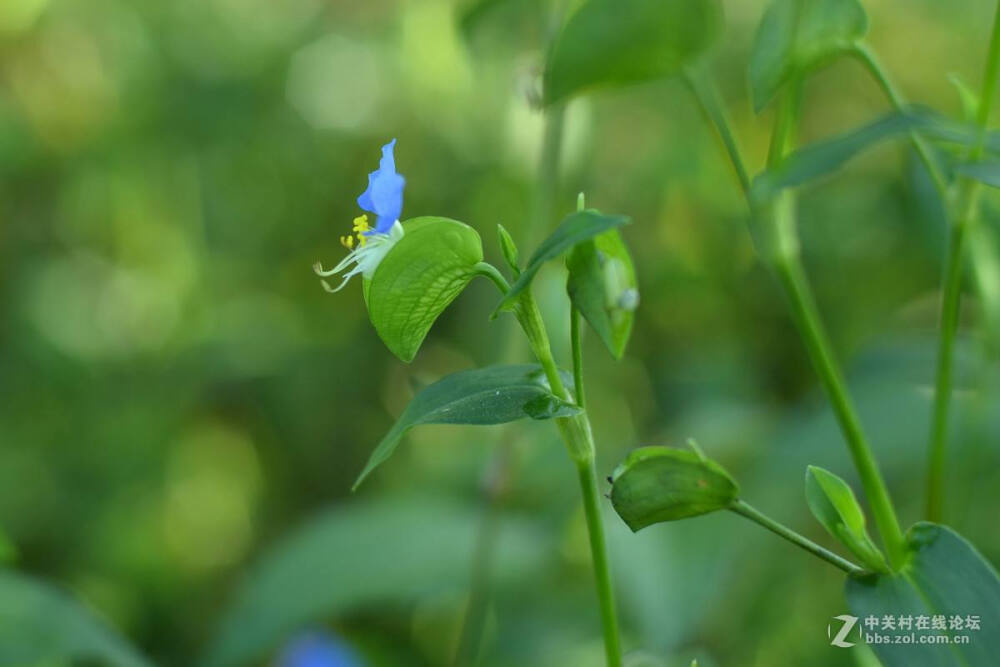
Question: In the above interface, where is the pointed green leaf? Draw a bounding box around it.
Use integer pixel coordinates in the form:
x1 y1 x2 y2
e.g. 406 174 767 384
846 523 1000 666
955 161 1000 188
543 0 720 105
752 111 931 200
494 210 630 315
805 466 888 572
496 223 520 273
566 229 638 359
368 217 483 363
353 365 579 490
610 446 740 532
0 570 152 667
749 0 868 112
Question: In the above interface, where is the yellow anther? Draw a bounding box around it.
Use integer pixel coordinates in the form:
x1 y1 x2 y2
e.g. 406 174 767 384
352 214 370 234
340 235 355 250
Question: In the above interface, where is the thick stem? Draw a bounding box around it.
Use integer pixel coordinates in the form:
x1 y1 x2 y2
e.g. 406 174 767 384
926 1 1000 522
730 500 863 575
576 455 623 667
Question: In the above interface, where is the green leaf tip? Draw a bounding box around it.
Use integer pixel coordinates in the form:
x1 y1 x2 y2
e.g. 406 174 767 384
805 465 888 572
367 217 484 363
493 210 630 317
610 445 739 532
352 364 576 491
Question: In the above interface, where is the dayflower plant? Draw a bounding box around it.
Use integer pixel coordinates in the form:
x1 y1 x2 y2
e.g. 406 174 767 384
313 139 406 292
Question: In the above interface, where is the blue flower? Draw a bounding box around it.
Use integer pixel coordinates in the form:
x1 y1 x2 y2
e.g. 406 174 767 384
314 139 407 292
357 138 405 233
277 632 362 667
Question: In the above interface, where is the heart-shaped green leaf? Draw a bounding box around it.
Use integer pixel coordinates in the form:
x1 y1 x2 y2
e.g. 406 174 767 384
353 364 579 490
846 523 1000 666
610 446 740 531
543 0 720 106
0 570 152 667
494 210 629 316
367 217 483 363
566 229 638 359
805 466 888 572
749 0 868 112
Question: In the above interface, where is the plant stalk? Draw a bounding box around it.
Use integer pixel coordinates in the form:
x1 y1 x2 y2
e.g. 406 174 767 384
926 3 1000 522
730 500 863 575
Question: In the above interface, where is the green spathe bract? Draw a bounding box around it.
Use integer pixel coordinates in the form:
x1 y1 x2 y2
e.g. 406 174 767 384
566 229 638 359
543 0 720 105
749 0 868 112
805 466 888 572
352 364 580 490
610 446 739 531
367 217 483 363
494 209 630 316
846 523 1000 666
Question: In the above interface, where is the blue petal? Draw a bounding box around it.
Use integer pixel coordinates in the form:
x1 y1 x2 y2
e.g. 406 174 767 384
278 632 361 667
356 139 405 234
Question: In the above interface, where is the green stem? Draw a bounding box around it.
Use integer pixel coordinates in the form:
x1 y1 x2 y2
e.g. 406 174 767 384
576 455 623 667
730 500 863 575
927 2 1000 522
849 42 949 199
514 291 621 666
772 253 906 567
683 68 752 196
571 306 586 407
758 88 907 568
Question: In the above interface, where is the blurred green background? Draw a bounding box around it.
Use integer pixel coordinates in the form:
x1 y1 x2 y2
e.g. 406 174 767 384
1 0 999 665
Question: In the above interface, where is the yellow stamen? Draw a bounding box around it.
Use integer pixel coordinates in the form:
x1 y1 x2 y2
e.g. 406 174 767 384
352 214 370 247
340 235 354 249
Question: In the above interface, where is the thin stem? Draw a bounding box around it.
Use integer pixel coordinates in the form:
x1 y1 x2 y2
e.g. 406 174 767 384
571 306 586 407
773 255 906 567
730 500 863 575
473 262 511 294
576 456 623 667
849 42 949 199
683 68 752 196
927 1 1000 522
757 86 907 568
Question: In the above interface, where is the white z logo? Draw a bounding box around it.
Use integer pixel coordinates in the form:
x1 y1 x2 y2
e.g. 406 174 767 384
828 614 860 648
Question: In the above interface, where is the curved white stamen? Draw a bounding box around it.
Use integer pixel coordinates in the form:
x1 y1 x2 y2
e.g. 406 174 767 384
314 221 404 293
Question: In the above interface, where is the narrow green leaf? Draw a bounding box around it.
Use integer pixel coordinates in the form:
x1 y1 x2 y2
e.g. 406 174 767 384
368 217 483 363
947 73 980 123
543 0 720 105
610 446 740 532
955 161 1000 188
353 364 578 490
0 570 152 667
805 466 888 572
566 229 638 359
493 210 630 316
200 497 550 667
846 523 1000 666
497 223 520 273
749 0 868 112
752 111 928 200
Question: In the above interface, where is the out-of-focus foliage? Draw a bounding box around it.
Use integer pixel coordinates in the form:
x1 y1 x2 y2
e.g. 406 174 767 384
1 0 999 665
